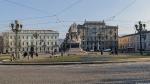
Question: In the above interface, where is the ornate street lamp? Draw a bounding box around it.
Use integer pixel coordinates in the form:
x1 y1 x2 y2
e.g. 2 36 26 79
97 33 101 51
135 21 146 55
43 42 46 53
10 20 22 59
33 32 39 56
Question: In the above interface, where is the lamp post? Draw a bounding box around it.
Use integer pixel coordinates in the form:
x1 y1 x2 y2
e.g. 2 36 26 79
97 33 101 51
40 39 45 53
43 42 46 53
97 33 103 49
33 32 39 56
52 44 57 55
11 20 22 59
135 21 146 55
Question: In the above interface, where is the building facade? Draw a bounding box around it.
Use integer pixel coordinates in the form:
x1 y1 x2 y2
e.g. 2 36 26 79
66 23 81 49
119 34 136 53
64 21 118 52
119 31 150 52
78 21 118 52
0 36 3 53
2 30 59 53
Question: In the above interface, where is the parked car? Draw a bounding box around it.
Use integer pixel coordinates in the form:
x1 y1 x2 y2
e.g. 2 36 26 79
90 50 94 52
103 49 111 52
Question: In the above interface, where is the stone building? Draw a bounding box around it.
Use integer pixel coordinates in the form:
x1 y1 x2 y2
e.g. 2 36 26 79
0 36 3 53
62 23 85 55
119 31 150 53
78 21 118 52
66 23 81 49
2 30 59 53
64 21 118 52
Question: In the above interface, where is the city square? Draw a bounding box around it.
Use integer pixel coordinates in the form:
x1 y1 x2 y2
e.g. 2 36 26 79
0 0 150 83
0 62 150 84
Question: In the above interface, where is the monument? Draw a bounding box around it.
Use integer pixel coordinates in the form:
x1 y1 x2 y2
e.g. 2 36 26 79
66 23 86 55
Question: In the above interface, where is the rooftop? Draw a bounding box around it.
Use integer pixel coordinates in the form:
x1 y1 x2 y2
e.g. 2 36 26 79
83 21 105 25
119 31 150 38
2 29 59 34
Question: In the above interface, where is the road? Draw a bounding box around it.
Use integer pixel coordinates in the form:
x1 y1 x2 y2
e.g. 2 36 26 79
0 62 150 84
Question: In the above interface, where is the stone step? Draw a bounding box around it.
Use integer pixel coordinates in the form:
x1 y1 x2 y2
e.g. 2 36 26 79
67 48 87 55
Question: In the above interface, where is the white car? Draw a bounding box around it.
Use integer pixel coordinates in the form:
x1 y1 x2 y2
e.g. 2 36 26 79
103 49 111 52
90 50 94 52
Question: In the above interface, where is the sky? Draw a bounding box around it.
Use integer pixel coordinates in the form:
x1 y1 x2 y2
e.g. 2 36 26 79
0 0 150 38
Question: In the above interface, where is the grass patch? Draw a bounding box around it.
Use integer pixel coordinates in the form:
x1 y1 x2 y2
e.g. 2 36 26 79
4 54 150 64
110 55 150 61
0 54 11 61
11 55 82 63
48 56 81 62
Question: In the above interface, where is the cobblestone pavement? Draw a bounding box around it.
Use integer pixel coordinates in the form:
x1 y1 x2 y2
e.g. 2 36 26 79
0 62 150 84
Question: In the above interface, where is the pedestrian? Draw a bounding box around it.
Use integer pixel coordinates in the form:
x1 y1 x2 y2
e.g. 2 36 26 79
115 48 118 55
11 52 15 61
36 53 38 57
11 53 13 61
19 52 22 59
23 51 27 58
111 51 114 55
61 51 63 56
30 51 33 59
100 50 103 55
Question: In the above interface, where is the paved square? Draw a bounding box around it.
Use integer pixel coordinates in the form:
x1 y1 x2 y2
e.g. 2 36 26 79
0 62 150 84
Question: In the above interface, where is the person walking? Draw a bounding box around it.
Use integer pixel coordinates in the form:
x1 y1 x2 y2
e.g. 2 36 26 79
23 51 27 58
100 50 103 55
11 52 15 61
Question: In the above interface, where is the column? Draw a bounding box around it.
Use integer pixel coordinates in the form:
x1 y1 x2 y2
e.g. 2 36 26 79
98 41 99 51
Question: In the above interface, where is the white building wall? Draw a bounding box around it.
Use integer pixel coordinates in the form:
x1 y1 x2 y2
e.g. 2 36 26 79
3 30 59 53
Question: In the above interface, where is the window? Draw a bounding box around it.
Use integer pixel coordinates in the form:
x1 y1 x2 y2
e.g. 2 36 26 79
10 42 13 46
55 42 57 45
82 42 84 45
51 42 53 45
26 42 28 46
114 33 117 40
31 36 33 39
22 42 24 45
10 36 12 39
36 42 38 45
109 30 112 35
92 28 96 34
10 48 12 51
26 36 28 39
106 35 108 40
40 42 42 45
110 37 113 40
19 42 21 47
40 47 41 51
18 36 20 39
48 42 49 45
31 42 33 45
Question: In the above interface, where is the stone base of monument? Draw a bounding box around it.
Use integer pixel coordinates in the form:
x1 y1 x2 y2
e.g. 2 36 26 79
67 48 87 55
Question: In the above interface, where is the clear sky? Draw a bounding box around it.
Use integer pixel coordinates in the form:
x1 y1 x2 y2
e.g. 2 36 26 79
0 0 150 38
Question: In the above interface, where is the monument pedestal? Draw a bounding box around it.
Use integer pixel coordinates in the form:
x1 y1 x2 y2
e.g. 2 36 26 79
67 43 87 55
